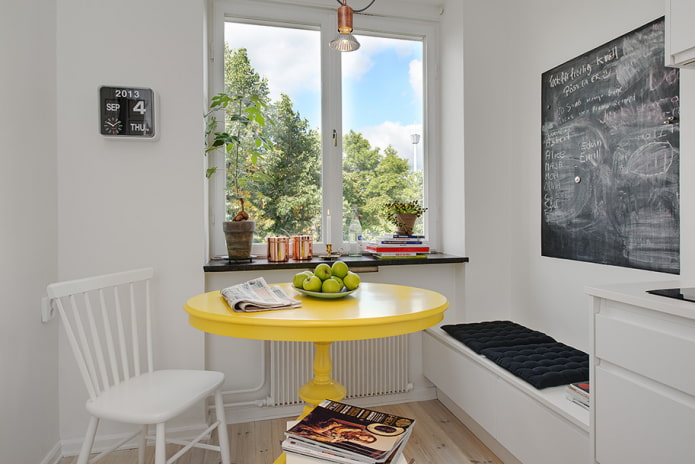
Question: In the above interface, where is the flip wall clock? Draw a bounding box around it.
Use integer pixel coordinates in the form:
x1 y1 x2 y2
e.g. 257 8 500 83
99 86 156 138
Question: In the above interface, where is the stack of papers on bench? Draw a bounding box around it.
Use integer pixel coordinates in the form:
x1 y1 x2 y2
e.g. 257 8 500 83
283 400 414 464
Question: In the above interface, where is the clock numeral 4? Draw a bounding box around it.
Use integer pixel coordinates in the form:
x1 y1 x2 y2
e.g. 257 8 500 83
132 100 146 115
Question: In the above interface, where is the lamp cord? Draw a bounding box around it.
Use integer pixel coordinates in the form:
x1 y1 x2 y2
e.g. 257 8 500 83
336 0 376 13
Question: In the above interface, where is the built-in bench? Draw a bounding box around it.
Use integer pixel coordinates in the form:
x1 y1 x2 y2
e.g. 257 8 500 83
423 324 590 464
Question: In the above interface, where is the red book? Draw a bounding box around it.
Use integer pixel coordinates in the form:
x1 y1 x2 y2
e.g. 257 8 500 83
365 245 430 253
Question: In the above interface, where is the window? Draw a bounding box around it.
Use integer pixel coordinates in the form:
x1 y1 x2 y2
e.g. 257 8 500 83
208 1 439 258
341 35 424 241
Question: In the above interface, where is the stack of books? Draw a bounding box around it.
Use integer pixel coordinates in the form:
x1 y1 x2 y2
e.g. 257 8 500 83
282 399 415 464
565 381 590 410
364 235 430 259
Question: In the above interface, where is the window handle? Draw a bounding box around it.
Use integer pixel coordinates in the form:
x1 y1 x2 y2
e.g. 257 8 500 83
333 129 338 147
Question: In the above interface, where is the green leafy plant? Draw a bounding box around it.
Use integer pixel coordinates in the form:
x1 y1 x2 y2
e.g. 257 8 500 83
204 92 273 221
383 200 428 232
384 200 427 217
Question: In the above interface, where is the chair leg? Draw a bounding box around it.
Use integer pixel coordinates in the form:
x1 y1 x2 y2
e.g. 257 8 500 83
214 390 231 464
76 416 99 464
155 423 166 464
138 425 147 464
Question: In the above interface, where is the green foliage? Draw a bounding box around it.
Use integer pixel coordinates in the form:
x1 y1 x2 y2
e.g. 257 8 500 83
204 92 274 221
342 133 424 238
256 94 321 238
224 45 270 103
384 199 428 216
205 93 273 179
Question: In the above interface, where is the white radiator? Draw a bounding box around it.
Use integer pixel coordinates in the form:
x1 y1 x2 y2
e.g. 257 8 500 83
269 336 411 407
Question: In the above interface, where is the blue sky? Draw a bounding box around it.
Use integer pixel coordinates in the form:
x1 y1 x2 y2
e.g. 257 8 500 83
343 37 423 129
225 23 423 165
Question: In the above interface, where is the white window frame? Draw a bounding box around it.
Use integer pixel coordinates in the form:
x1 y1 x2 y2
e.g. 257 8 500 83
207 0 441 259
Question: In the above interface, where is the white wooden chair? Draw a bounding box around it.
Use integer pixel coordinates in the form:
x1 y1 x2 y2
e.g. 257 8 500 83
47 268 231 464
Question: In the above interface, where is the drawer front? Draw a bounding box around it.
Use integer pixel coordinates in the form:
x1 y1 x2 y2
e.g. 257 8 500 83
496 381 589 464
595 312 695 396
595 366 695 464
423 332 498 432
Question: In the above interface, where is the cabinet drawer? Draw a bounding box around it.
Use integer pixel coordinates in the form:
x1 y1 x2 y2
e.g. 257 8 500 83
595 366 695 464
595 312 695 396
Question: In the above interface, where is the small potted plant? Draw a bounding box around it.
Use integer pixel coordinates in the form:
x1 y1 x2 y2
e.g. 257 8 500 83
384 200 428 235
205 92 273 259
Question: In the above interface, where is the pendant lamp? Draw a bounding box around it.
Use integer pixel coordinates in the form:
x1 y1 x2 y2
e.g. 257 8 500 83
330 0 376 52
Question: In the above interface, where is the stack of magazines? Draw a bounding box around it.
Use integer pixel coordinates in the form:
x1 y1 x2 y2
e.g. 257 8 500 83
220 277 301 312
283 400 414 464
565 381 590 410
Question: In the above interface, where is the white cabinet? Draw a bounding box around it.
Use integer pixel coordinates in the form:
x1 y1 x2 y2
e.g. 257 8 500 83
587 281 695 464
666 0 695 68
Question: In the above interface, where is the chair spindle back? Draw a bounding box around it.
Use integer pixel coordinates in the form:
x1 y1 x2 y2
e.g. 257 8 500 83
47 268 154 400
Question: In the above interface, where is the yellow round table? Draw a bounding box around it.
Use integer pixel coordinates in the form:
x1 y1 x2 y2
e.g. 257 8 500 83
184 282 448 463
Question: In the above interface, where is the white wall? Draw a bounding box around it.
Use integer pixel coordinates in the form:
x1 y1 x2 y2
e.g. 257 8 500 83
456 0 516 324
439 0 468 326
55 0 210 449
458 0 693 351
0 1 60 463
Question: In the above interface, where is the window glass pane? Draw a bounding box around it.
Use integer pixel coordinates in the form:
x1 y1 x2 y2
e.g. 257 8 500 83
224 22 322 243
341 35 424 240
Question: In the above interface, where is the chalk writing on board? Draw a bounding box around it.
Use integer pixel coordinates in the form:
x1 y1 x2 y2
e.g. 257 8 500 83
541 17 679 274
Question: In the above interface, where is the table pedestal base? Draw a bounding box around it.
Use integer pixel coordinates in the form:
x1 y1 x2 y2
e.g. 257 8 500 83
297 341 346 417
274 341 347 464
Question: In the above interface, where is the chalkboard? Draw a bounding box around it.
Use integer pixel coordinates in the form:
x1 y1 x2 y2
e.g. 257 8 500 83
541 17 680 274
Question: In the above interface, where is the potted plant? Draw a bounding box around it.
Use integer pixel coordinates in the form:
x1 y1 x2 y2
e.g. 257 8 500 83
205 92 272 259
384 200 428 235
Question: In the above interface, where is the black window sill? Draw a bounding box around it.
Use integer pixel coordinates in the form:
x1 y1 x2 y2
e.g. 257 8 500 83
204 252 468 272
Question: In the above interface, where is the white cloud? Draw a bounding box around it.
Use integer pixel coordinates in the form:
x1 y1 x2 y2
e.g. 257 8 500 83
225 23 321 101
225 25 422 103
359 121 424 169
341 48 374 81
342 35 421 82
409 59 423 101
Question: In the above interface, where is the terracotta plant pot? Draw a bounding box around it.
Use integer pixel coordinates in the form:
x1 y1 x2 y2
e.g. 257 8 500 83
223 220 255 259
394 213 418 235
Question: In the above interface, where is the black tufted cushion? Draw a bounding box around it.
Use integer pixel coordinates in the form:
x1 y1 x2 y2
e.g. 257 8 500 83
480 342 589 389
441 320 556 354
441 321 589 389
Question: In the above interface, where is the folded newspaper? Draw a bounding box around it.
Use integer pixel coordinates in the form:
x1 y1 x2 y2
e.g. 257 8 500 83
220 277 301 312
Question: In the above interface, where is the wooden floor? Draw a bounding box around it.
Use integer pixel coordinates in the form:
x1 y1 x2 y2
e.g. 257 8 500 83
57 400 503 464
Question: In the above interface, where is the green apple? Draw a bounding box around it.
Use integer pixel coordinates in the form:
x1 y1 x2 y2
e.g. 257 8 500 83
302 275 322 292
293 271 314 288
344 271 361 291
331 260 349 279
322 278 342 293
329 276 344 290
314 263 332 281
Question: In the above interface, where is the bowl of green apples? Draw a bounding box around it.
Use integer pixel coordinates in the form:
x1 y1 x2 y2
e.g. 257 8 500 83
292 261 361 299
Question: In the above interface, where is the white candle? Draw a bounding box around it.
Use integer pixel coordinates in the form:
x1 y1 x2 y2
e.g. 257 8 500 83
326 210 332 244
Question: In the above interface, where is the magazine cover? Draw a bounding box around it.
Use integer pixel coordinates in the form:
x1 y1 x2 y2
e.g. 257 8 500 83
284 435 408 464
285 400 415 463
